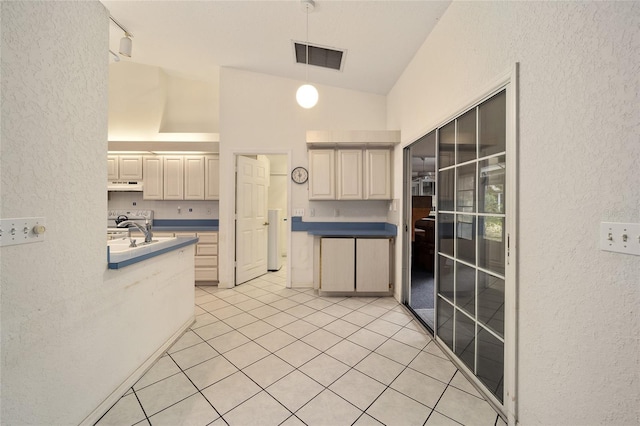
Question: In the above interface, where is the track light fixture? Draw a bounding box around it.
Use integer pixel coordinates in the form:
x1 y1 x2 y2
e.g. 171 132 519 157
110 16 133 58
296 0 318 109
119 34 132 57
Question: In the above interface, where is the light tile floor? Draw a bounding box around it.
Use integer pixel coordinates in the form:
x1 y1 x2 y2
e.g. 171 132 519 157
96 265 504 426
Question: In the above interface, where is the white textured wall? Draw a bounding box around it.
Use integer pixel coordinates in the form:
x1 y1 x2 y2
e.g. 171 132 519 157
219 68 388 287
1 2 108 423
387 2 640 424
1 2 193 424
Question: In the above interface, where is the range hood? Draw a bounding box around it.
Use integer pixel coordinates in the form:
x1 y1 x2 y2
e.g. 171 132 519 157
108 181 143 191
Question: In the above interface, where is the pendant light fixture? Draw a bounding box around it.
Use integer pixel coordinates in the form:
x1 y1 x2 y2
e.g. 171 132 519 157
296 0 318 109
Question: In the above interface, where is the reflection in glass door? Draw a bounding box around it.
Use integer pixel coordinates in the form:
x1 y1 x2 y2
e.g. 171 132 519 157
405 132 437 330
436 90 508 404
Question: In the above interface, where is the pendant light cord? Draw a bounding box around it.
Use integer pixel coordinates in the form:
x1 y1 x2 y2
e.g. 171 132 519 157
305 3 309 82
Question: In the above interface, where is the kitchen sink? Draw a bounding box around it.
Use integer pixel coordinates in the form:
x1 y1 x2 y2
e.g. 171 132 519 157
107 237 176 254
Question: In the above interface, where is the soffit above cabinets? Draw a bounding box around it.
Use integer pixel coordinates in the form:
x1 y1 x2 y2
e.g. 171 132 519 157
306 130 400 149
108 139 220 153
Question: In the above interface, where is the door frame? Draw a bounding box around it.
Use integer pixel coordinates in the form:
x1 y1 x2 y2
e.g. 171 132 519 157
231 149 292 288
401 64 518 424
402 147 413 309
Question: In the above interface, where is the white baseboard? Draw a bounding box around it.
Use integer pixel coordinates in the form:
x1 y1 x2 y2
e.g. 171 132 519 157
79 316 195 426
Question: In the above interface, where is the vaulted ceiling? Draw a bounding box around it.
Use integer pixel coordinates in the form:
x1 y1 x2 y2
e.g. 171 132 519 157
102 1 451 95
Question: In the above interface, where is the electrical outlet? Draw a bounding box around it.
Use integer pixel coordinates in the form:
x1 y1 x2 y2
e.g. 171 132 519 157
310 208 315 217
206 208 212 215
333 208 339 217
293 208 304 217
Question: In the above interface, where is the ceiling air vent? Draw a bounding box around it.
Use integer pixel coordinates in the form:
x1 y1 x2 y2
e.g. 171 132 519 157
294 42 345 71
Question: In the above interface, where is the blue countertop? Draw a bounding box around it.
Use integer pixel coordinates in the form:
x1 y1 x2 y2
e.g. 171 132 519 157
152 219 219 232
153 226 218 232
107 236 199 269
291 217 397 237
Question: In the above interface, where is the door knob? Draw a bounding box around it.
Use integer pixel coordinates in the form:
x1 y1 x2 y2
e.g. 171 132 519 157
263 222 269 226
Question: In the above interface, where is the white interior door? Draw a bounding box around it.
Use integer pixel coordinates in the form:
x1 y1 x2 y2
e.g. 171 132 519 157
236 155 269 284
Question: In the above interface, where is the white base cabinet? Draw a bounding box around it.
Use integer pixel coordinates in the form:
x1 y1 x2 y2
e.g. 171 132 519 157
175 231 218 283
320 238 355 292
356 238 390 292
318 237 391 293
131 230 218 283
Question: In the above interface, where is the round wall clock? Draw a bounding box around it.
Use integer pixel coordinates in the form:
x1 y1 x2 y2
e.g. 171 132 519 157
291 166 309 184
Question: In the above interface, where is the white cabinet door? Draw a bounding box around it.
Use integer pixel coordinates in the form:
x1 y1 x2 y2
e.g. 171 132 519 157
184 155 205 200
365 150 391 200
356 238 390 292
163 156 184 200
320 238 355 291
118 155 143 180
107 155 119 180
205 155 220 200
309 150 335 200
337 150 363 200
143 156 163 200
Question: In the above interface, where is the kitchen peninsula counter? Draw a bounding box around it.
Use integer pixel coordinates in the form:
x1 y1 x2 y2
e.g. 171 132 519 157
107 236 198 269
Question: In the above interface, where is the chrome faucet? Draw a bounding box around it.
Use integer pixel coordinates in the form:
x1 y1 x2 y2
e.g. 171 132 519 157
116 220 153 243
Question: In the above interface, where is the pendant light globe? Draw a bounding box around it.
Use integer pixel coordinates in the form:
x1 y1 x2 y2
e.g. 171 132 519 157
296 83 318 109
296 0 318 109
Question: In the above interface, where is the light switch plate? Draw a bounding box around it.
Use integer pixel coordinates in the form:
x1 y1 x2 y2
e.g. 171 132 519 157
600 222 640 256
0 217 47 247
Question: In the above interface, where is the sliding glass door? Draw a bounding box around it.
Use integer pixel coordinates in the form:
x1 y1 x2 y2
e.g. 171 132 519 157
436 89 508 403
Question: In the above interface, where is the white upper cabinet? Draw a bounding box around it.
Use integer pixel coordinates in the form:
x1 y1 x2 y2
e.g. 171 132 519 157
364 149 391 200
107 155 119 181
309 149 392 200
163 156 184 200
306 130 398 201
143 156 163 200
309 150 335 200
108 155 142 180
205 155 220 200
184 155 205 200
118 155 143 180
109 152 219 201
337 150 363 200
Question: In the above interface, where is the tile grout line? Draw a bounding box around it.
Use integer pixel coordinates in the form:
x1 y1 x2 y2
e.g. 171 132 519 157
131 387 152 426
163 351 229 425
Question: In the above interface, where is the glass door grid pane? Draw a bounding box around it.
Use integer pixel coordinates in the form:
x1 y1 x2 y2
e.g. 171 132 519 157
436 90 507 403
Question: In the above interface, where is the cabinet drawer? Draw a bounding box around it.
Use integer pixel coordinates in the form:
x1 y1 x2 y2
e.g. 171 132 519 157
197 232 218 244
153 231 175 238
197 244 218 256
195 255 217 268
195 267 218 281
175 232 197 238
